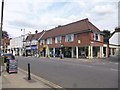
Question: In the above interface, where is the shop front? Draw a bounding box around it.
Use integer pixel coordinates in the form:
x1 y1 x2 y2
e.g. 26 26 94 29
31 45 37 56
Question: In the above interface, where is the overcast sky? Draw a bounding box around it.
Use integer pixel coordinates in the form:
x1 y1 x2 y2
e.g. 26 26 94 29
0 0 119 38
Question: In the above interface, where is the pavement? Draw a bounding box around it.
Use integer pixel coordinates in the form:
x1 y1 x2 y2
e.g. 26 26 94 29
0 73 2 90
1 56 118 89
1 67 54 89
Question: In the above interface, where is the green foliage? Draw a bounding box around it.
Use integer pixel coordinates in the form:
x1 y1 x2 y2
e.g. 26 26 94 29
2 31 9 39
102 30 111 43
102 30 111 38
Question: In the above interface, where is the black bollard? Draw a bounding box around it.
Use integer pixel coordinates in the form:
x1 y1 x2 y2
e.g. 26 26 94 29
28 63 31 80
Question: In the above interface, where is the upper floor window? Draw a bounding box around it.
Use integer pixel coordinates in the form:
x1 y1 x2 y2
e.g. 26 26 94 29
55 36 62 43
94 33 100 41
46 38 52 44
40 40 44 45
65 34 74 42
31 40 37 45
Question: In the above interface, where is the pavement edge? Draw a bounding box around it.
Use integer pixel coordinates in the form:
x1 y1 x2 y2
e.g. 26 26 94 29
18 68 65 90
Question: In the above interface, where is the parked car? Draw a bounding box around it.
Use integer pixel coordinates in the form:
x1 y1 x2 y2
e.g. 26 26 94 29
2 53 15 63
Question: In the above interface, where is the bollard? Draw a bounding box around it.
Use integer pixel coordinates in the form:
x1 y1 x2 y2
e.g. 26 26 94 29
28 63 31 80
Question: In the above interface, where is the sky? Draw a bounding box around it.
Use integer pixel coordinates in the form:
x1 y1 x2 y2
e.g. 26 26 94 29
0 0 119 38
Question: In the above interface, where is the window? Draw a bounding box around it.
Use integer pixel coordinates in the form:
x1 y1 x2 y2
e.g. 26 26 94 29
94 33 100 41
31 40 37 45
55 36 62 43
65 34 74 42
46 38 52 44
40 40 44 45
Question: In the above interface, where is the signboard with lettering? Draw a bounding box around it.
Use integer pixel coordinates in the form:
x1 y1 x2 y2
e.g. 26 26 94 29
8 59 18 73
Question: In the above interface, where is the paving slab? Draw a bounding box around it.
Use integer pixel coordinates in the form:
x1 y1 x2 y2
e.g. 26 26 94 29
2 69 51 88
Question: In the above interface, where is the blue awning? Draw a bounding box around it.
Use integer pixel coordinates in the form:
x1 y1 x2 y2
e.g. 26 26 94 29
31 46 37 50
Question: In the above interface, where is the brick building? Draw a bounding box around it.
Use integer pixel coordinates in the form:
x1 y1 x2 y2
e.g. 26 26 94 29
38 18 105 59
1 37 10 53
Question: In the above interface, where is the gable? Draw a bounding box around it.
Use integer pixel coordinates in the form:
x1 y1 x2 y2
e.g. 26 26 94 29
109 32 120 45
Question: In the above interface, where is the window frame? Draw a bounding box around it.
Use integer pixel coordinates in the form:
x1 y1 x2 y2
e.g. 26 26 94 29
46 38 52 44
65 34 74 42
94 33 100 41
55 36 62 43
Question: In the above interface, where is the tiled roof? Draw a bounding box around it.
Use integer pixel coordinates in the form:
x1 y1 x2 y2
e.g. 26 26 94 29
25 34 34 41
41 18 101 39
25 31 44 41
32 32 44 40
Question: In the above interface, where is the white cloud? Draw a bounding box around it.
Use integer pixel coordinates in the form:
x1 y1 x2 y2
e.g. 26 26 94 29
92 4 116 15
0 0 118 38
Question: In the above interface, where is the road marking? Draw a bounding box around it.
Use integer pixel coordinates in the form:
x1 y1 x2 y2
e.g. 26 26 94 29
110 68 118 71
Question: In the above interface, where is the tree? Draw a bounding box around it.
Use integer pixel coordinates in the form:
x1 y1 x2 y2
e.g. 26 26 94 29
2 31 9 39
102 30 111 43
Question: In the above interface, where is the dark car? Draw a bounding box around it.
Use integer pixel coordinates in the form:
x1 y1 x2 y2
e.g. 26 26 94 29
2 53 15 63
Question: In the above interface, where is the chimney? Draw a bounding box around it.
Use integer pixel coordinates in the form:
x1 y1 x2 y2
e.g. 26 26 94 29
35 30 38 34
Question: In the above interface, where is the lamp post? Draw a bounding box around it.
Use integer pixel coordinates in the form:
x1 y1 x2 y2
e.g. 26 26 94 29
0 0 4 57
0 0 4 73
21 29 25 56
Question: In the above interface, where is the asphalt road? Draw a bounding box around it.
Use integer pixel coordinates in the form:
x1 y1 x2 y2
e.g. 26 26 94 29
16 56 118 88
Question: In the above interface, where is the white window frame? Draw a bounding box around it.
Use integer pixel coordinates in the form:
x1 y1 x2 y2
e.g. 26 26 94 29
40 40 45 45
65 34 74 42
55 36 62 43
94 33 100 41
46 38 52 44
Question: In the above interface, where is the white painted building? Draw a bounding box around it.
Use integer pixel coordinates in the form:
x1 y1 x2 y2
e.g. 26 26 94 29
109 28 120 56
10 35 28 56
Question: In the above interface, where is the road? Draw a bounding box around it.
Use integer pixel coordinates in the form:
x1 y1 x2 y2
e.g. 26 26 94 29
16 56 118 88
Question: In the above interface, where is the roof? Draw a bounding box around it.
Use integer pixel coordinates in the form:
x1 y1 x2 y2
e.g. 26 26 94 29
41 18 101 39
109 32 120 45
32 32 44 40
25 31 45 41
109 28 120 45
111 27 120 37
25 34 34 41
